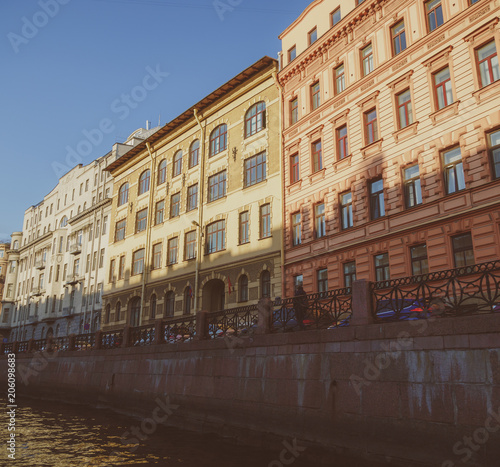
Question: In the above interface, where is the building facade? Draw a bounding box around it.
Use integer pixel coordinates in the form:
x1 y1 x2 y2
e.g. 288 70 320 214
0 241 11 340
278 0 500 296
103 57 282 329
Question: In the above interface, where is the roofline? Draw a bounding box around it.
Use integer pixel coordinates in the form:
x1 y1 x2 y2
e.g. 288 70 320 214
278 0 323 40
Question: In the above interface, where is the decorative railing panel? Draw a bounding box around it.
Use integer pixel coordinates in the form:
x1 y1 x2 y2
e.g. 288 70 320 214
32 339 47 352
130 325 155 347
17 341 29 353
74 333 95 351
52 337 69 352
372 261 500 321
163 315 196 343
4 343 14 354
207 304 259 339
101 330 123 349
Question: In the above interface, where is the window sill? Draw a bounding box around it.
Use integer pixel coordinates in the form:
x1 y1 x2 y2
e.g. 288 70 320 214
287 180 302 194
429 101 460 125
309 168 326 184
393 121 419 143
258 235 272 241
205 249 226 256
361 139 383 159
207 196 227 204
332 154 353 172
208 148 229 161
243 179 267 190
472 79 500 104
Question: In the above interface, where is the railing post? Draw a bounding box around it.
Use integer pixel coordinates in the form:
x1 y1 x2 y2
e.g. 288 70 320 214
154 319 164 345
94 330 102 350
122 325 131 348
27 338 35 353
0 341 5 355
256 298 272 335
351 279 374 326
13 341 19 353
68 334 76 351
195 310 208 340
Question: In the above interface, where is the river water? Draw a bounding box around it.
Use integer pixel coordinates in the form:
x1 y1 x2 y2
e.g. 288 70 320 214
0 396 393 466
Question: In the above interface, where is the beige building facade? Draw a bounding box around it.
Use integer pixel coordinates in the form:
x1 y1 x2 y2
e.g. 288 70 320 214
0 241 11 340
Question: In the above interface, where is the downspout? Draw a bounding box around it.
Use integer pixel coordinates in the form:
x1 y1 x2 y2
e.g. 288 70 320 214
193 109 206 314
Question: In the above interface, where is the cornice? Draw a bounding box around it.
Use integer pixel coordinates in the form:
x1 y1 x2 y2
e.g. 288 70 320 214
69 197 112 226
18 231 53 254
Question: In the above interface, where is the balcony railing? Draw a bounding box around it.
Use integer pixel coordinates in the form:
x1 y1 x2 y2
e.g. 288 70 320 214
131 325 155 347
35 259 46 270
65 275 82 286
69 243 82 255
62 307 76 317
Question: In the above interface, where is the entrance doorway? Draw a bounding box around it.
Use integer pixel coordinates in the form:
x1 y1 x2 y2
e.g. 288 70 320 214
202 279 225 312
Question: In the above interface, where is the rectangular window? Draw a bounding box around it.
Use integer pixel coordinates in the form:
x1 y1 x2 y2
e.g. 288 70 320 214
337 125 348 160
362 43 374 76
109 259 115 282
317 269 328 293
404 165 422 208
443 147 465 194
311 82 320 110
341 192 353 230
155 200 165 225
391 21 406 56
152 243 162 270
370 179 385 220
290 153 300 183
86 255 90 273
99 248 105 268
167 238 178 265
433 67 453 109
92 252 97 271
136 208 148 233
208 171 227 202
374 253 390 281
426 0 443 32
335 64 345 94
132 249 145 275
187 184 198 211
239 211 249 244
170 193 180 218
411 244 429 275
292 212 301 246
311 140 322 172
315 203 326 238
293 275 303 289
397 89 413 129
244 152 267 187
115 219 126 242
364 108 378 145
308 27 317 45
488 129 500 179
185 231 197 260
344 262 356 288
290 98 299 125
206 220 225 254
118 256 125 280
288 46 296 62
102 216 108 235
452 233 474 267
260 204 271 238
477 41 499 88
331 7 341 26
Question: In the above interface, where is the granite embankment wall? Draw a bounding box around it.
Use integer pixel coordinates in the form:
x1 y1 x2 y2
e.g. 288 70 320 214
2 313 500 467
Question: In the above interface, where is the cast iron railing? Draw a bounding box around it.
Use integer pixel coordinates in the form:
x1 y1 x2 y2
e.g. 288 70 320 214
17 341 29 353
131 325 155 347
207 303 259 339
32 339 47 352
372 261 500 321
74 333 95 351
52 336 69 352
4 343 14 354
101 330 123 349
163 315 196 343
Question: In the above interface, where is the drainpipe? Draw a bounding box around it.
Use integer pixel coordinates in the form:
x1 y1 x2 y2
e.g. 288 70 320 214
272 71 286 299
193 109 206 314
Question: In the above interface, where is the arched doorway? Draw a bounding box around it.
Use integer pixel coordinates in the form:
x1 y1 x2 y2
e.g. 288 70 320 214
202 279 225 312
129 297 141 327
46 327 54 339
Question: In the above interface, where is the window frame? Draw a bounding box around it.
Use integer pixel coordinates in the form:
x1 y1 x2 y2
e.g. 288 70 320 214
340 192 353 230
311 81 321 111
260 203 271 239
396 88 413 129
208 170 227 202
335 63 345 95
314 203 326 239
244 152 267 187
157 160 167 185
291 212 301 246
343 261 356 288
308 27 317 46
336 125 349 160
410 244 429 275
331 7 341 27
361 43 374 77
155 200 165 225
442 147 465 195
364 108 378 145
115 219 126 242
433 66 453 110
138 170 151 196
403 164 423 209
189 140 200 168
238 275 249 302
132 249 145 276
374 253 390 282
152 243 162 270
245 102 266 138
118 183 129 207
452 233 475 268
185 231 197 260
317 268 328 293
239 211 250 245
425 0 444 33
476 40 500 88
206 220 226 254
391 20 407 56
167 237 179 265
369 178 385 220
172 151 183 178
290 97 299 125
170 192 181 218
135 208 148 233
311 140 323 173
487 128 500 179
290 153 300 184
209 124 228 157
187 184 198 212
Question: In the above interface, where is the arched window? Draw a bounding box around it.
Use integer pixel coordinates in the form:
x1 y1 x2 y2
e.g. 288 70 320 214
172 151 183 177
138 171 150 195
150 294 157 319
261 270 271 298
130 297 141 327
13 240 19 249
165 291 175 317
189 140 200 168
55 324 60 337
245 102 266 138
118 183 129 206
239 275 249 302
209 124 227 157
158 160 167 185
115 301 121 321
105 304 111 324
60 217 68 228
184 287 192 315
83 202 87 210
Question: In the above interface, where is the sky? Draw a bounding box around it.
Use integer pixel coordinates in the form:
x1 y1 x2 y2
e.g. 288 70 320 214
0 0 310 241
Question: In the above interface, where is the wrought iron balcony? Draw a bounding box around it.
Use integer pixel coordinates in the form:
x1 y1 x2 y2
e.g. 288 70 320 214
65 274 82 286
69 243 82 255
62 306 75 317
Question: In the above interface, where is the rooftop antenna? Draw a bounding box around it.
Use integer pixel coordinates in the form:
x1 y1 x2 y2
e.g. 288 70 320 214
158 114 161 126
146 120 151 130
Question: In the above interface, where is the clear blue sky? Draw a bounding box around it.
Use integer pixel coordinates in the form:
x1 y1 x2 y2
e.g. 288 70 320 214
0 0 309 240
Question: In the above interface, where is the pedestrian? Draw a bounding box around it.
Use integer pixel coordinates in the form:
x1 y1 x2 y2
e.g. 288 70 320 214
293 284 308 330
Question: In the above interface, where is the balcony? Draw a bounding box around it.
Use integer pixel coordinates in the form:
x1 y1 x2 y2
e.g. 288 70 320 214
35 259 46 270
69 243 82 255
65 274 82 286
62 307 76 317
31 287 45 297
27 315 38 324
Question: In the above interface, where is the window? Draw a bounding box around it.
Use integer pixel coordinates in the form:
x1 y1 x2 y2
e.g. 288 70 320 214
158 160 167 185
239 275 248 302
364 109 378 145
245 102 266 137
374 253 390 281
443 147 465 194
315 203 326 238
433 67 453 110
344 262 356 288
208 171 226 202
341 192 353 230
362 43 374 76
92 252 97 271
132 249 145 275
261 270 271 298
476 41 499 88
308 27 317 45
452 233 474 267
118 256 125 280
288 46 296 63
102 217 108 235
209 124 227 157
172 151 183 177
244 153 267 187
397 89 413 129
337 125 349 160
185 231 197 260
152 243 162 270
335 64 345 94
239 211 249 244
370 179 385 220
391 21 406 56
331 7 341 26
311 140 322 172
411 244 429 275
136 208 148 233
311 82 320 110
184 288 192 315
165 292 175 317
167 238 178 265
488 129 500 179
425 0 443 32
149 295 157 319
187 184 198 211
206 220 225 254
138 170 150 195
189 140 200 168
115 220 126 242
293 275 303 289
86 255 90 273
290 153 300 183
260 204 271 238
292 212 301 246
99 249 105 268
155 200 165 225
109 259 115 282
116 301 121 321
290 98 299 124
404 165 422 208
317 269 328 293
170 193 180 218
